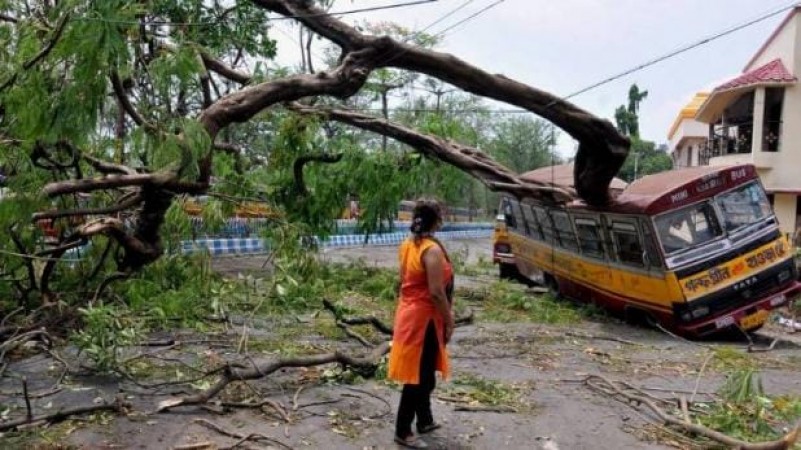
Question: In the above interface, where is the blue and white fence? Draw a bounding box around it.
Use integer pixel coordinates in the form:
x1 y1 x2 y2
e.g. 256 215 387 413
183 229 492 256
64 220 493 259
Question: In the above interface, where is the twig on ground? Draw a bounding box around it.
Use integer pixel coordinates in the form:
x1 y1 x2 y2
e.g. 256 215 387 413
454 405 517 413
22 377 32 421
193 418 293 450
292 386 304 411
156 342 390 412
748 338 779 353
0 396 129 432
222 398 290 423
679 395 690 424
564 331 644 346
343 386 392 419
690 351 714 404
296 399 342 409
584 374 799 450
172 443 215 450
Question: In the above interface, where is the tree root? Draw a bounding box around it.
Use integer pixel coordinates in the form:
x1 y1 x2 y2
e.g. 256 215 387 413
584 374 799 450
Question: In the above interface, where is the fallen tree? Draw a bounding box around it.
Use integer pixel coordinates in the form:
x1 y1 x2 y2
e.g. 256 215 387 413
0 0 629 312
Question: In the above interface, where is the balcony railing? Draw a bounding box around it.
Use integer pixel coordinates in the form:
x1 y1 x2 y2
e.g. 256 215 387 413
698 119 783 165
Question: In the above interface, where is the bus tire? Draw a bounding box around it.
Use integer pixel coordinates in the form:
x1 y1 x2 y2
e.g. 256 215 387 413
543 273 561 298
499 263 518 280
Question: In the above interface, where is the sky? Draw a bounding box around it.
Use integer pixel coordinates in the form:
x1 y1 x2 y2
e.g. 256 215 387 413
267 0 795 157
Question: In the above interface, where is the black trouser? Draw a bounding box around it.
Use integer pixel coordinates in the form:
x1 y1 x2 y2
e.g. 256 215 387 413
395 321 439 438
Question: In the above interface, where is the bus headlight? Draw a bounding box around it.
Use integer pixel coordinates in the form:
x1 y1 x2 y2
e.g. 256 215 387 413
778 269 791 283
691 306 710 319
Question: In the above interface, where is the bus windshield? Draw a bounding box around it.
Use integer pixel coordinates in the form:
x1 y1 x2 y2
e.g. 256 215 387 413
655 202 723 255
715 181 772 232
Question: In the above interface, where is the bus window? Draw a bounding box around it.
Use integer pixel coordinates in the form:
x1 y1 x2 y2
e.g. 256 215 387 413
611 222 644 267
716 181 771 232
654 202 722 255
534 206 559 245
575 218 604 258
552 210 578 252
501 197 517 229
640 219 662 269
522 203 543 240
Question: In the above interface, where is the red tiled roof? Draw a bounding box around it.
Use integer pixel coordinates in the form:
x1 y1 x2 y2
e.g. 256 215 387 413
714 58 796 92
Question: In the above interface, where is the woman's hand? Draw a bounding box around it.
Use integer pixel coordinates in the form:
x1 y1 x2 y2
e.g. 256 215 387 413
444 312 455 344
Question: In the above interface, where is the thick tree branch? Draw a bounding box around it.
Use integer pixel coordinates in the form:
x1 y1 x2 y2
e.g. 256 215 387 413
200 51 252 85
251 0 628 205
83 154 137 176
43 173 162 197
199 45 385 138
292 152 343 195
157 343 390 411
31 194 143 221
110 71 157 133
0 396 129 432
292 105 572 202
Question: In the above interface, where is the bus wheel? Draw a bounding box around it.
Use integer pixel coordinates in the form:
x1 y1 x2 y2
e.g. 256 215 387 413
624 306 652 327
499 263 518 280
543 273 561 298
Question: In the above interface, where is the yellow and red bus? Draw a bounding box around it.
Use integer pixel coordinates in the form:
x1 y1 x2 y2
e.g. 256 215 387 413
494 164 800 337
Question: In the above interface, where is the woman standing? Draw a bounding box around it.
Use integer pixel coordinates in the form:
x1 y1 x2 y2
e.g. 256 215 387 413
389 199 455 449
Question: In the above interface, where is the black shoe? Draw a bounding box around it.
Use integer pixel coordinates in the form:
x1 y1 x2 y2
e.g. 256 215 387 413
394 434 429 449
416 422 442 434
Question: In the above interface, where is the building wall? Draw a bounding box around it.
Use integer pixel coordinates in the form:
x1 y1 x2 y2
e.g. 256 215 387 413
773 193 797 236
746 13 798 72
740 14 801 236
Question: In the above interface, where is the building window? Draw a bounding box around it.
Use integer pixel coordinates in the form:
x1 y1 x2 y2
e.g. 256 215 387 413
686 145 692 167
763 87 784 152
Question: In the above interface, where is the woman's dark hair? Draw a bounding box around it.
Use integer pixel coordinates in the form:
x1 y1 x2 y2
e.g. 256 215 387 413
410 199 444 235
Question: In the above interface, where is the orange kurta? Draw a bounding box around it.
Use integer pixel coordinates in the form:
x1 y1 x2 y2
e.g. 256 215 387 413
387 237 453 385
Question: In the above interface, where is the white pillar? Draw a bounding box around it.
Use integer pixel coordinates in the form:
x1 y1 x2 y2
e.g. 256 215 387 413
752 87 766 153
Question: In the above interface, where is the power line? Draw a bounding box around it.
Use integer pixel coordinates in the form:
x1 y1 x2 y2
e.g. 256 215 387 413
552 0 800 104
416 0 480 36
431 0 506 38
382 0 505 65
73 0 440 27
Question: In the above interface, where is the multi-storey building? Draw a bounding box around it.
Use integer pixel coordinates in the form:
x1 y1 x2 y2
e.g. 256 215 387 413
669 7 801 236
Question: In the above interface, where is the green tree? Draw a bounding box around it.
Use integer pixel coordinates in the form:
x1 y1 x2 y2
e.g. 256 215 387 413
617 138 672 183
488 116 557 174
614 84 648 139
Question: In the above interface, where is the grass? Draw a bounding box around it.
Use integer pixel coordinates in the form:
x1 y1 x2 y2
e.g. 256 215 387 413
466 280 600 324
440 373 530 411
711 346 758 371
696 369 801 445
